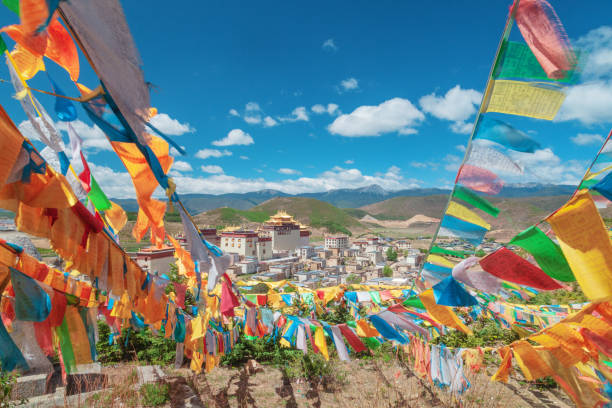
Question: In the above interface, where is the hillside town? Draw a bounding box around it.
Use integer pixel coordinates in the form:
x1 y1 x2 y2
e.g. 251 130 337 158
131 211 429 288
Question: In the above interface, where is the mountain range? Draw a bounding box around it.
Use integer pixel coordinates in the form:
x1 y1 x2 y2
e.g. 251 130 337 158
112 183 578 214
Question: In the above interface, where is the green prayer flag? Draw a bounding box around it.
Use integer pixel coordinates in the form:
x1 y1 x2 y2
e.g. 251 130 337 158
369 291 382 305
430 245 467 259
347 320 356 329
402 296 425 309
494 41 578 83
362 337 381 350
509 226 575 282
2 0 19 15
56 317 76 374
579 178 599 190
0 35 7 55
453 185 499 217
88 176 112 211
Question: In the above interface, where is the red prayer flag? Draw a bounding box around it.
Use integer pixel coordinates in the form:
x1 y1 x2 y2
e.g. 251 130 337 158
479 247 562 290
338 324 367 353
174 283 187 309
513 0 576 80
220 276 240 317
456 164 503 195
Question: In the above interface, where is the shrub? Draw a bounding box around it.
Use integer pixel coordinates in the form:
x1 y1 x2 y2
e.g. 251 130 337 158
96 321 177 366
221 336 302 368
140 383 170 407
0 367 20 408
431 318 519 348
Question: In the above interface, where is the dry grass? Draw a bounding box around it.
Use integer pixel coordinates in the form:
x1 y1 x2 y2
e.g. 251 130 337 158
161 359 572 408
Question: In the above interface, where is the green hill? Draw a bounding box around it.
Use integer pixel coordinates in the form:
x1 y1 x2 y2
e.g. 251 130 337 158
194 197 364 236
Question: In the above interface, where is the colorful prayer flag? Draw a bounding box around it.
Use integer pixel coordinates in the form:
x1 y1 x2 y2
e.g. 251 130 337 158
483 80 565 120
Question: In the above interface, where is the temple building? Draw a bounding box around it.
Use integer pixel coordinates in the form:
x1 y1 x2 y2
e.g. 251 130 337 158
325 234 349 250
260 211 303 253
299 224 311 247
220 228 259 258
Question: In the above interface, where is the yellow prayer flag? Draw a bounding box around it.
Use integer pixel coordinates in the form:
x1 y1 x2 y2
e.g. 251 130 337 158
546 190 612 301
426 254 456 269
446 201 490 230
419 289 472 335
314 326 329 361
482 80 565 120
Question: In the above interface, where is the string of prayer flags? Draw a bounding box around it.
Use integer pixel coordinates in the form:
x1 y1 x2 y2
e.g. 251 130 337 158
433 276 478 307
546 190 612 301
456 164 504 195
452 185 500 217
513 0 577 80
479 247 563 290
482 80 565 120
509 226 574 282
419 289 472 335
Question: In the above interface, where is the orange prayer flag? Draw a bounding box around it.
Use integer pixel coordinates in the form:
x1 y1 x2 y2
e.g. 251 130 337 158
105 201 127 232
45 19 79 81
491 346 512 383
511 341 553 381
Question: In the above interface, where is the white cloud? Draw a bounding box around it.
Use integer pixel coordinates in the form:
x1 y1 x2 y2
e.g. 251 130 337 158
263 116 278 127
322 38 337 52
149 113 194 135
172 160 193 172
456 144 466 152
344 159 354 164
278 168 301 175
410 161 427 168
279 107 309 122
450 121 473 134
245 102 261 112
419 85 482 133
557 81 612 124
575 26 612 81
312 103 339 115
240 155 249 160
171 165 420 195
89 164 136 199
443 154 462 172
508 148 586 185
27 119 111 153
229 109 239 117
212 129 254 146
243 116 262 125
571 133 604 146
194 148 232 159
311 104 326 114
201 165 224 174
340 77 359 91
556 26 612 125
328 97 424 137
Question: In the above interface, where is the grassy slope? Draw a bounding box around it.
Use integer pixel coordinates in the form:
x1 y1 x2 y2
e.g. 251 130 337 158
361 194 612 230
192 197 364 235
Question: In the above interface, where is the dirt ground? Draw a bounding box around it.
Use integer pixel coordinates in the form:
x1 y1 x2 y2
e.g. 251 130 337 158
165 360 574 408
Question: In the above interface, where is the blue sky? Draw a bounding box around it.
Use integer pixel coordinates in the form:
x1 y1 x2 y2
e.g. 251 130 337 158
2 1 612 198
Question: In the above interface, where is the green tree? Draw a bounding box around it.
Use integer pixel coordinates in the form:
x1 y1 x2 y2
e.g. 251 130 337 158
346 274 361 284
386 247 398 261
382 265 393 278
